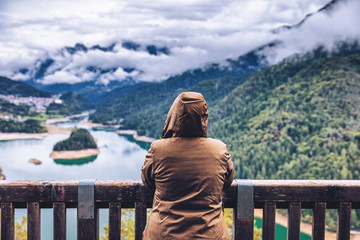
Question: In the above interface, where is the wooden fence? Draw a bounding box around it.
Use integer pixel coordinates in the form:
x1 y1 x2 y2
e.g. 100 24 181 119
1 180 360 240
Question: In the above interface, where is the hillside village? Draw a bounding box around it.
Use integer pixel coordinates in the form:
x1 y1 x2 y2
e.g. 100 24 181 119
0 94 64 122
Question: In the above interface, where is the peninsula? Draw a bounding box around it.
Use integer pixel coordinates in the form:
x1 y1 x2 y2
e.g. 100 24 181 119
50 128 99 159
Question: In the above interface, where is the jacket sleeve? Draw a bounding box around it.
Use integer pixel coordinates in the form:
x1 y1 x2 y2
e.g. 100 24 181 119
223 149 234 191
141 145 155 192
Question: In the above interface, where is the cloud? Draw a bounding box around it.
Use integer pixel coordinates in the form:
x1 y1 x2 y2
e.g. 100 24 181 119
42 70 83 85
0 0 353 85
264 0 360 64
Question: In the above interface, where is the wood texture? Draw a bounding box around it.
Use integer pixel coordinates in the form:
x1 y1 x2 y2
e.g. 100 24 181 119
337 202 351 240
232 208 254 240
135 202 147 240
109 202 122 240
1 180 360 240
263 202 276 240
287 202 301 240
312 202 326 240
77 210 99 240
27 202 41 240
1 202 14 240
1 180 360 206
53 202 66 240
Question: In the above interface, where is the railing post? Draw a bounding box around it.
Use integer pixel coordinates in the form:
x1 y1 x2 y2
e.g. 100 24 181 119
233 179 254 240
28 202 41 240
1 203 15 240
109 202 122 240
53 202 66 240
135 202 147 240
287 202 301 240
77 180 98 240
337 202 351 240
312 202 326 240
263 202 276 240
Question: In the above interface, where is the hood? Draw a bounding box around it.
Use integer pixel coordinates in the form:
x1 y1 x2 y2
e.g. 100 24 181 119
162 92 208 138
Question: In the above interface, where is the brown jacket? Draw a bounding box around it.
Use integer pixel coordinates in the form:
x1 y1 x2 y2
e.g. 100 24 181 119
141 92 234 240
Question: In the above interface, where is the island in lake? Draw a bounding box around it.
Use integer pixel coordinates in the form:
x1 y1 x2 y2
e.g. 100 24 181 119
50 128 100 160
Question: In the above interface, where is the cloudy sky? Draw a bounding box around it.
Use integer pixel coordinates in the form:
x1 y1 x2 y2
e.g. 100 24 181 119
0 0 359 85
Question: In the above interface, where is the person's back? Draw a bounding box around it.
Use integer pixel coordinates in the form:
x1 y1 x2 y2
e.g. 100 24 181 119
142 92 234 239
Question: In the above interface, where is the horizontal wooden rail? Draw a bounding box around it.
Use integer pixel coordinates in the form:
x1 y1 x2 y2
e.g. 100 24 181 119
1 180 360 206
0 180 360 240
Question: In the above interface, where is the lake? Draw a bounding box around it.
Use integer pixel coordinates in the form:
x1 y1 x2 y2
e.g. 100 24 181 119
0 120 151 239
1 122 150 181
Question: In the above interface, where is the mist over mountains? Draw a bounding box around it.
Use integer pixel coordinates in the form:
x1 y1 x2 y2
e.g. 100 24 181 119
1 0 358 97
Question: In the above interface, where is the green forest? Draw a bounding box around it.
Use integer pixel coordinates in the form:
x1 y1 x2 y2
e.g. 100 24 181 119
0 100 31 116
0 76 50 97
210 52 360 181
46 92 94 116
0 119 46 133
53 128 97 151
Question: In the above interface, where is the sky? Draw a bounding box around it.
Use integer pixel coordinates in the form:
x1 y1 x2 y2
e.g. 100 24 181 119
0 0 359 85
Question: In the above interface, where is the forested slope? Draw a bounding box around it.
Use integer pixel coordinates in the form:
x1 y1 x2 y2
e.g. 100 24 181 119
46 92 94 116
209 52 360 180
0 76 50 97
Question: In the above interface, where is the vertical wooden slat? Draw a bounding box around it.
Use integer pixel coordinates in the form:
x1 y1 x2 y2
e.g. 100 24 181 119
232 208 239 240
135 202 147 240
53 202 66 240
287 202 301 240
27 202 41 240
109 202 122 240
1 203 15 240
263 202 276 240
232 208 254 240
312 202 326 240
77 209 99 240
337 202 351 240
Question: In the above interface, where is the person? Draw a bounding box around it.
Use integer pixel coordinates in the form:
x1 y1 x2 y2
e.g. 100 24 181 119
141 92 234 240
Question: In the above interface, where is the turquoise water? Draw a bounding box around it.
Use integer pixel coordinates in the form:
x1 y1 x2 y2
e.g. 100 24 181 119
255 217 311 240
0 123 149 180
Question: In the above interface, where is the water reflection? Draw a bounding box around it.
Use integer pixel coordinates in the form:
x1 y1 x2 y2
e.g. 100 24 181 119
119 134 152 151
53 155 98 165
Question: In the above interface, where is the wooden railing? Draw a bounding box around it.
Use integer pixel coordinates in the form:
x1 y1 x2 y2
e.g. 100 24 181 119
1 180 360 240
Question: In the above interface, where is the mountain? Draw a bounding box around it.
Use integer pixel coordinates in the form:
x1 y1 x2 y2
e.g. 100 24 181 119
95 81 152 107
272 0 345 33
209 47 360 181
89 43 271 130
32 78 139 101
19 41 172 99
0 76 50 97
90 41 360 181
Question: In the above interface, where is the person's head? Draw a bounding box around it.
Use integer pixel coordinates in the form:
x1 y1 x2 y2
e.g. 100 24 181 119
162 92 208 138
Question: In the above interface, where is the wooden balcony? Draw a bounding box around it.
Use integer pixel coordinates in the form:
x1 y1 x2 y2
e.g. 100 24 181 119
1 180 360 240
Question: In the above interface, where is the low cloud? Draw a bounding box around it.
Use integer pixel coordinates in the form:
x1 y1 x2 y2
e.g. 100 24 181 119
264 0 360 64
1 0 357 85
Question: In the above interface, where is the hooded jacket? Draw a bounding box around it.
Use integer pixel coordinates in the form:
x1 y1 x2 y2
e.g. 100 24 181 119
141 92 234 240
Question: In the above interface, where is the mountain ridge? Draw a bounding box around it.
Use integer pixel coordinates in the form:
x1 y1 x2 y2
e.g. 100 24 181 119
0 76 50 97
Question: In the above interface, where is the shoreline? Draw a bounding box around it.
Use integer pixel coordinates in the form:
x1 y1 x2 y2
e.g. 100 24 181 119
116 129 155 143
0 124 72 141
0 114 155 144
50 148 100 159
